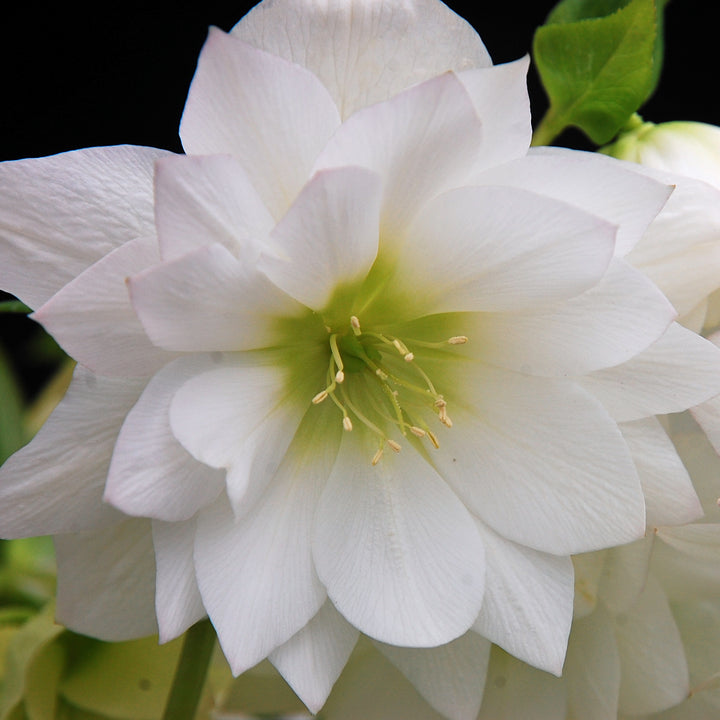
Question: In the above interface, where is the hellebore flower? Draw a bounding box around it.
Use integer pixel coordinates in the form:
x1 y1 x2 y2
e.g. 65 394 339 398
2 0 720 714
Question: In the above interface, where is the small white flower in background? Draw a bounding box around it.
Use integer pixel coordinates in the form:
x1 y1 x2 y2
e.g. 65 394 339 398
2 1 720 717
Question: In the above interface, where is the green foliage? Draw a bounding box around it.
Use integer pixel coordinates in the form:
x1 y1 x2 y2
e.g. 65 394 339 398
0 347 26 467
533 0 662 144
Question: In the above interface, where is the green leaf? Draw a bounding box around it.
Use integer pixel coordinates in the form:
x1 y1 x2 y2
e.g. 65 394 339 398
0 346 26 466
533 0 657 144
59 636 182 720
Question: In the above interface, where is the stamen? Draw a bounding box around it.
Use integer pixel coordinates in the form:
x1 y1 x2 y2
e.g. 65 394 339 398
387 439 402 453
427 430 440 449
343 416 353 431
448 336 468 345
335 370 345 383
404 352 414 362
312 390 328 404
350 315 361 335
410 426 426 438
329 334 345 379
372 448 384 465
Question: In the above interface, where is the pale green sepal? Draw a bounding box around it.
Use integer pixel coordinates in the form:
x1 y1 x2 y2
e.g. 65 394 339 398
533 0 657 145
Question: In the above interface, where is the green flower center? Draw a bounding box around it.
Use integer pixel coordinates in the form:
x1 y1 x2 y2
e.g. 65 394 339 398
311 314 468 464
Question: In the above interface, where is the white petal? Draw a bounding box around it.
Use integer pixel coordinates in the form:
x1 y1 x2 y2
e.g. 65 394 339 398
597 535 654 615
55 518 158 641
472 147 672 256
478 259 675 376
478 646 566 720
456 57 531 170
313 432 486 647
615 575 689 715
269 601 359 714
435 366 644 554
154 154 274 261
627 172 720 318
32 236 175 377
105 356 225 522
180 29 340 219
565 606 621 720
620 417 702 527
0 367 143 537
170 361 311 516
572 551 608 619
376 632 491 720
690 392 720 456
581 322 720 422
231 0 491 120
400 185 615 314
259 167 381 309
194 409 341 676
313 72 483 241
0 145 171 308
152 518 206 644
653 524 720 602
129 242 301 352
472 521 573 675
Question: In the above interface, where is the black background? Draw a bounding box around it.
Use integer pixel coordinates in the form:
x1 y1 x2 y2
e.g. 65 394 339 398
0 0 718 398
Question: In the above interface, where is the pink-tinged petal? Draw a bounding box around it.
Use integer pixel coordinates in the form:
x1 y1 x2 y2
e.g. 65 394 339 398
180 29 340 220
259 167 381 309
32 236 175 377
105 356 225 522
581 323 720 422
472 521 573 675
653 525 720 601
0 145 173 308
129 243 301 353
313 431 486 647
170 360 312 516
597 535 654 615
434 365 644 555
313 72 483 242
457 57 531 170
154 154 274 262
376 632 491 720
232 0 491 120
0 367 144 538
565 607 621 720
478 646 566 720
194 409 341 676
615 575 689 715
620 418 702 527
478 259 675 376
55 518 158 641
472 147 672 256
627 171 720 319
400 185 615 315
269 601 359 714
152 518 206 644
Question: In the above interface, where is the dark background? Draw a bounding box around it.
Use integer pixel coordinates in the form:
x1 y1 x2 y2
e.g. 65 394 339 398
0 0 717 399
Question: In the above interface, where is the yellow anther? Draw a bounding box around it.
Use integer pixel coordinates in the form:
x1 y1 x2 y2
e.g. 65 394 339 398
343 416 353 432
372 448 384 466
312 390 328 404
387 439 402 453
434 398 447 409
410 426 426 438
427 430 440 449
448 336 468 345
440 413 453 428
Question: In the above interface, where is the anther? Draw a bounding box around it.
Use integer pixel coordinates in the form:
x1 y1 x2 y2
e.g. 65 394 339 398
335 370 345 383
434 398 447 409
448 336 468 345
376 368 388 381
351 315 361 335
312 390 328 404
410 426 426 438
372 448 383 466
392 338 410 356
387 439 402 453
440 413 453 428
404 352 414 362
343 416 353 432
427 430 440 449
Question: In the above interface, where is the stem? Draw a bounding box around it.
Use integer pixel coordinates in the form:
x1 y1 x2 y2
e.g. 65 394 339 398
0 300 31 314
530 107 566 147
162 619 216 720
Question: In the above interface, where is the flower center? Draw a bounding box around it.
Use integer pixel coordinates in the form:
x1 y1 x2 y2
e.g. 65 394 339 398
311 314 468 464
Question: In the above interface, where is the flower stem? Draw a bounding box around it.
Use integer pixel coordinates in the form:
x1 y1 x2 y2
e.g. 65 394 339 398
530 107 566 147
162 619 216 720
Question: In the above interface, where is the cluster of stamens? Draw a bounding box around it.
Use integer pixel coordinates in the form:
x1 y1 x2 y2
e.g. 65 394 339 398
312 315 467 464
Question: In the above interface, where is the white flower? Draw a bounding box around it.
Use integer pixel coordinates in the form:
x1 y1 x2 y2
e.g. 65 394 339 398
2 1 720 715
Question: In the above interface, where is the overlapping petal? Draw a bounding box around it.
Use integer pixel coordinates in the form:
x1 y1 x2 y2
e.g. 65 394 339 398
313 431 486 647
180 28 340 220
231 0 491 119
0 145 172 308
